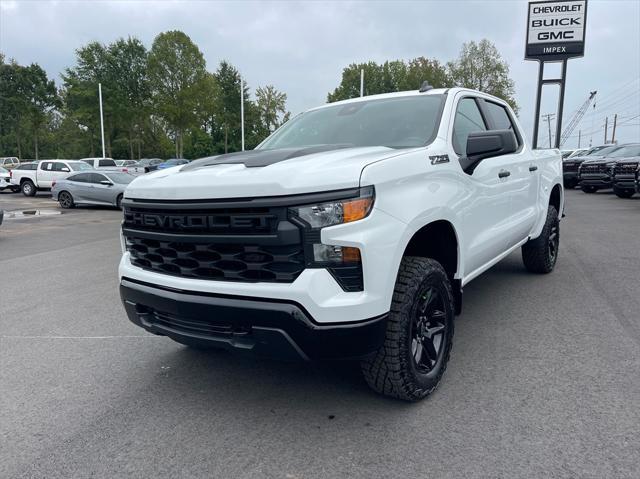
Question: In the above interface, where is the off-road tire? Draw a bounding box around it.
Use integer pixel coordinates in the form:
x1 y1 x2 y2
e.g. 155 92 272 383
522 205 559 274
22 180 36 197
581 185 597 194
361 257 455 401
613 187 634 199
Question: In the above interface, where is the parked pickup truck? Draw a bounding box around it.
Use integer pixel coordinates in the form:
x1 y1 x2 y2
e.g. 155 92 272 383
11 159 92 196
578 143 639 194
611 144 640 198
118 86 563 401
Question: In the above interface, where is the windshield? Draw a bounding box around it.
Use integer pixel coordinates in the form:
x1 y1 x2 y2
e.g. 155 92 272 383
104 172 135 184
258 95 445 150
607 145 640 158
586 146 610 156
69 162 93 171
0 166 7 174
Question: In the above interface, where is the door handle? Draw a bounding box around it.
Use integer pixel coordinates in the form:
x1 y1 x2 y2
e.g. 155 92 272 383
529 165 538 172
498 170 511 178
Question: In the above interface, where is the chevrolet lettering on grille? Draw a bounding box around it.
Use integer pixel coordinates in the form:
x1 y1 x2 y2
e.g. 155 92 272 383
125 212 274 231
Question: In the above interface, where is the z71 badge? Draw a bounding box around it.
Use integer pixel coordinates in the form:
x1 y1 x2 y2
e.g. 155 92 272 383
429 154 450 165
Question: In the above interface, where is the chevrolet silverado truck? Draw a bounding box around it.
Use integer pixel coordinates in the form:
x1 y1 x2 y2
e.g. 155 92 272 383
119 87 563 401
562 144 612 189
578 143 636 194
611 144 640 198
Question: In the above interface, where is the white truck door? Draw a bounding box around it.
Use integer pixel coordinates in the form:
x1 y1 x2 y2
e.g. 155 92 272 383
38 161 55 188
450 96 518 277
480 100 538 245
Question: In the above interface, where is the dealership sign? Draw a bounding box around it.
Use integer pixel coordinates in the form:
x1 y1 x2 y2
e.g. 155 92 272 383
526 0 587 60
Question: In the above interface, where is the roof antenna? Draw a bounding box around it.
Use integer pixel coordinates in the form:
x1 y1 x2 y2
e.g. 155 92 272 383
419 81 433 93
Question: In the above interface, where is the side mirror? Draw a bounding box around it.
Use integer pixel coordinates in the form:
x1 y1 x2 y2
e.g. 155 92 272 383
100 180 113 186
61 167 70 172
460 129 518 174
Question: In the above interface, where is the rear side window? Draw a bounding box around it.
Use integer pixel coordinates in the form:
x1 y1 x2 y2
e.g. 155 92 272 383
98 159 116 167
68 173 91 183
452 98 487 155
90 173 108 184
41 162 53 171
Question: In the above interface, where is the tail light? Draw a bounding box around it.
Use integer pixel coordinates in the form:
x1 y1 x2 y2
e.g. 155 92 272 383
51 181 56 188
9 170 12 178
122 168 128 173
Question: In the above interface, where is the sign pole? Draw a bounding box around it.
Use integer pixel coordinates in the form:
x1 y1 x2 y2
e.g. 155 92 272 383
532 62 544 149
98 82 106 158
240 75 245 152
554 59 568 148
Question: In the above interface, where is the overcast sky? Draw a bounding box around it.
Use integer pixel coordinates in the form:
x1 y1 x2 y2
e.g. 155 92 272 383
1 0 639 148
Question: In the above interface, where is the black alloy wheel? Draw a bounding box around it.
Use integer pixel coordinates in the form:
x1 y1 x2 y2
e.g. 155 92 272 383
411 287 448 375
58 191 74 209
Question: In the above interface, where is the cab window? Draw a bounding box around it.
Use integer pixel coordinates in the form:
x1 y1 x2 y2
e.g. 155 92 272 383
452 98 487 155
482 100 521 147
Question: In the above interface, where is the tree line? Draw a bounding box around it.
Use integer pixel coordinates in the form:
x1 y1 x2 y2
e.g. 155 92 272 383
0 34 516 161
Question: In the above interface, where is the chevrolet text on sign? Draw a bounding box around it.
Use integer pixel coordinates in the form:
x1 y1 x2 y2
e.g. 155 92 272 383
526 0 587 60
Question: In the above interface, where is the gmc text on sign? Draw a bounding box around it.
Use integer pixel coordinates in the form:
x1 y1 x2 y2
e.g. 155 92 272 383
525 0 587 60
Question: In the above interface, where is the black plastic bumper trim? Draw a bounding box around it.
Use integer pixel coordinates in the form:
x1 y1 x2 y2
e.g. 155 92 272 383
120 277 388 360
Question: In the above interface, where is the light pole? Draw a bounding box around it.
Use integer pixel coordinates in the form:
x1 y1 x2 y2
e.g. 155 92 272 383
98 83 106 158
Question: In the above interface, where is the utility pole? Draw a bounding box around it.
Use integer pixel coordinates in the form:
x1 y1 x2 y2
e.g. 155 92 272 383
604 116 608 144
240 74 245 151
611 114 618 144
360 69 364 97
578 130 581 148
542 113 555 148
98 83 106 158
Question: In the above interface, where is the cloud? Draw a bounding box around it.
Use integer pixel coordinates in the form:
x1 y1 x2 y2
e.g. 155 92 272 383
1 0 638 147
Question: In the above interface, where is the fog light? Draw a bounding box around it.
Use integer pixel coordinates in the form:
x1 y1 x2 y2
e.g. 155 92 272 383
313 244 361 263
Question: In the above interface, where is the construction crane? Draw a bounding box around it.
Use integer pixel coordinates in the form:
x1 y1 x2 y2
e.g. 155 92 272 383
559 91 597 147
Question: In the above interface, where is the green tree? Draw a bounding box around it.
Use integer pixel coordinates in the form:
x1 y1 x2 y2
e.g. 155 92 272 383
23 64 59 159
147 30 207 158
447 39 518 113
255 85 289 136
327 58 450 102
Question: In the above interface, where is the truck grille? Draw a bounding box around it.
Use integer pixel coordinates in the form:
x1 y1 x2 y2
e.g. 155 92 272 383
613 162 638 176
122 200 305 283
563 161 580 173
581 164 609 174
125 237 305 282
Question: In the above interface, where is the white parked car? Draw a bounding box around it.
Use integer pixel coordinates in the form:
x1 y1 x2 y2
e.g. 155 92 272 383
10 160 93 196
118 86 563 401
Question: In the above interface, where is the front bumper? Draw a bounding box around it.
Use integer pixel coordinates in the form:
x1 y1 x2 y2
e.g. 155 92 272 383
613 176 637 190
579 175 612 188
121 277 387 360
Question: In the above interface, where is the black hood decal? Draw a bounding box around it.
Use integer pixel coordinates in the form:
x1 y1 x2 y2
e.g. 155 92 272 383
181 145 354 171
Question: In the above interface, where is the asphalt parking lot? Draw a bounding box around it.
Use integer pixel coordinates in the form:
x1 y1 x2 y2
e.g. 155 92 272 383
1 189 639 479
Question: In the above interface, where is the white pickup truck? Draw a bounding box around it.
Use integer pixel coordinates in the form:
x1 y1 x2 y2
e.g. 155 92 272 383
11 160 92 196
119 86 563 401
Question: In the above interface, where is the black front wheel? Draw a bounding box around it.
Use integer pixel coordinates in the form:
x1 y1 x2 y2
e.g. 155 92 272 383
361 257 454 401
581 185 597 194
613 187 634 199
116 194 123 209
58 191 75 209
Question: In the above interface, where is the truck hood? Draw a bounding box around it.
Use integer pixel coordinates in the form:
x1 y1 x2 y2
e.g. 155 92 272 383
125 146 403 200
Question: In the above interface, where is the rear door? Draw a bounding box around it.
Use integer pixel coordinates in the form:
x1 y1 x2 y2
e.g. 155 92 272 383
479 99 537 244
451 95 516 276
67 173 93 202
38 162 55 188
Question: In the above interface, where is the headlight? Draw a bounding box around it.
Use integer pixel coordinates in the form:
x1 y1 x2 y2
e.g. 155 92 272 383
288 186 374 229
287 187 374 292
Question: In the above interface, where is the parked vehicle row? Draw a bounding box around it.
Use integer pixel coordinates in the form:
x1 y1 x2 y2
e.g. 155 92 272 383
562 142 640 198
52 171 135 209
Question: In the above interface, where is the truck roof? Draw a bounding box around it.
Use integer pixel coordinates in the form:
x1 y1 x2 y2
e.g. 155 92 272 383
308 87 509 112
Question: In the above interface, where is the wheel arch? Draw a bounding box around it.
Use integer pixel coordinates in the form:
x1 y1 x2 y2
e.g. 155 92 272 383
402 219 462 314
549 183 562 214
